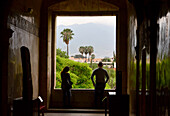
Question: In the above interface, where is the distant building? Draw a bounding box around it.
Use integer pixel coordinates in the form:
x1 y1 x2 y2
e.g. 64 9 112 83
69 57 116 68
69 56 102 63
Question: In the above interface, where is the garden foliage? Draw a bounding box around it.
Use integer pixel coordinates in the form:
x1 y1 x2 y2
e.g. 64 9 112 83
56 55 116 89
56 55 93 89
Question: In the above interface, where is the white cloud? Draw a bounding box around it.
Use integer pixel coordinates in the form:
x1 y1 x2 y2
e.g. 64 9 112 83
56 16 116 26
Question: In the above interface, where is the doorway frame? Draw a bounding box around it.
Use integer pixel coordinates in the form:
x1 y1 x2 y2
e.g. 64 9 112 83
50 11 120 108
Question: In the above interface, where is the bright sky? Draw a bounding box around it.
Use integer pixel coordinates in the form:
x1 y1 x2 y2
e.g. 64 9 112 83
57 16 116 26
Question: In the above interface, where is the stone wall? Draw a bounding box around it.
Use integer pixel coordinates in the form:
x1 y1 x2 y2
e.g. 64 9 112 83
51 89 115 108
127 1 137 115
7 0 42 107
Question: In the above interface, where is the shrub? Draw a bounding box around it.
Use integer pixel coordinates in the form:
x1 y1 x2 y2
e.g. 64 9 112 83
56 55 93 89
56 48 69 58
56 55 116 89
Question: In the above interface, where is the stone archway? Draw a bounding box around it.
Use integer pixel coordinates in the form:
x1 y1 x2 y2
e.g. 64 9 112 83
39 0 128 109
49 0 119 109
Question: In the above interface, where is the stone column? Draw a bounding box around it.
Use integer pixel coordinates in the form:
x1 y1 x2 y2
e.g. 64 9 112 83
51 14 56 92
149 3 159 116
39 0 51 109
135 29 140 116
149 19 158 116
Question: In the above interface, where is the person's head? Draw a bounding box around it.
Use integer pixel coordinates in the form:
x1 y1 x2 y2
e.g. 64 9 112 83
98 62 103 68
63 66 70 73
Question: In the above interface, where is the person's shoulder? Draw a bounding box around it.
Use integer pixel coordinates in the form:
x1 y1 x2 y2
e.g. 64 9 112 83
66 72 70 76
92 68 97 74
93 68 99 72
101 68 107 72
61 72 64 76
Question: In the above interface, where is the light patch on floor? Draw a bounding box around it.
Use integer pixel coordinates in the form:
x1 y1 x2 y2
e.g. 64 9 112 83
45 113 107 116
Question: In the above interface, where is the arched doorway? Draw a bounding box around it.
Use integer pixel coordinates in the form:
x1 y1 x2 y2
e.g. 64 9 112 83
39 0 128 109
49 0 119 108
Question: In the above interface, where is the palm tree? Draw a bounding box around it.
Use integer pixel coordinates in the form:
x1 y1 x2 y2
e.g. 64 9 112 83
91 54 95 60
87 46 94 61
79 46 85 56
84 46 89 62
60 28 74 56
90 54 95 67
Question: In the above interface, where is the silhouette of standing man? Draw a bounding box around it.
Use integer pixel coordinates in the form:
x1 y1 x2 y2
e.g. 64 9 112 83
91 62 109 108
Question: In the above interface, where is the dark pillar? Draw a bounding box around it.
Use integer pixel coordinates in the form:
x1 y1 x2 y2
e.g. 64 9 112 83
150 20 158 116
0 27 13 116
51 14 56 91
116 71 122 95
135 29 140 116
39 0 48 109
0 28 9 116
142 48 146 116
0 1 13 115
149 3 159 115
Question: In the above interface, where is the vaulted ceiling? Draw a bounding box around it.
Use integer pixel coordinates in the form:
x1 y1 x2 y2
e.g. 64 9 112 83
48 0 119 12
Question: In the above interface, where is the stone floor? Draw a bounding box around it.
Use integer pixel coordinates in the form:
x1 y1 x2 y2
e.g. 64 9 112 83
44 108 108 116
44 113 107 116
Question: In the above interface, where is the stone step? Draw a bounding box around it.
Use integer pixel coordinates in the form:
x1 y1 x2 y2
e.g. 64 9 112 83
47 108 109 113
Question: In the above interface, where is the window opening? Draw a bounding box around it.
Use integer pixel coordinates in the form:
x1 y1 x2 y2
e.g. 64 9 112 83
55 16 116 89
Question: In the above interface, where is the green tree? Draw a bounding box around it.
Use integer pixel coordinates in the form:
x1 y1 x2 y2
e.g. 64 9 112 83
90 54 95 67
84 46 89 62
79 46 85 56
113 51 116 62
88 46 94 62
74 54 84 58
91 54 95 60
60 28 74 56
102 57 111 62
56 48 69 58
112 51 116 67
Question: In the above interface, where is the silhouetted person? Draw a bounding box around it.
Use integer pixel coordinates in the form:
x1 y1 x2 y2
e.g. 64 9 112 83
61 66 73 108
91 62 109 108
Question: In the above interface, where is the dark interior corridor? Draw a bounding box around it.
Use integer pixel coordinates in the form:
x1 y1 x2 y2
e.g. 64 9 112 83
0 0 170 116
